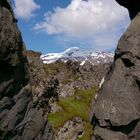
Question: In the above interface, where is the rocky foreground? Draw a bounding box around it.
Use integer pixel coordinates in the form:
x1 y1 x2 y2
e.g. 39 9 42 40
43 60 111 139
0 1 53 139
91 0 140 139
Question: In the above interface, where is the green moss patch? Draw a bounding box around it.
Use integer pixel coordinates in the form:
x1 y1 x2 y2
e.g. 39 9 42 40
48 87 96 139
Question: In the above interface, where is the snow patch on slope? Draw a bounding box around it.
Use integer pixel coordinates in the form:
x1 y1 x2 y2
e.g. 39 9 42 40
41 47 114 65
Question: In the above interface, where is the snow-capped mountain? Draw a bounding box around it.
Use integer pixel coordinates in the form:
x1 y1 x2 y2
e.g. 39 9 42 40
41 47 114 65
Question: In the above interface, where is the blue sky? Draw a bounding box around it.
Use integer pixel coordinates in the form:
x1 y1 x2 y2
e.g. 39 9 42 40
12 0 130 54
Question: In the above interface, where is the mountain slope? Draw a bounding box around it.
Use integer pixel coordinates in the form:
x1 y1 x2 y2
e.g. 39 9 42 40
41 47 114 65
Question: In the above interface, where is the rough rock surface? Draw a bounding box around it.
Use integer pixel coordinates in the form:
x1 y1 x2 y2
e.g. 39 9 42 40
0 0 29 99
44 61 111 99
55 117 84 140
0 1 53 140
116 0 140 19
91 2 140 140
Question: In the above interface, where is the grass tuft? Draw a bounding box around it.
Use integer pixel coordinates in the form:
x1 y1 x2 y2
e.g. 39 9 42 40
48 87 96 139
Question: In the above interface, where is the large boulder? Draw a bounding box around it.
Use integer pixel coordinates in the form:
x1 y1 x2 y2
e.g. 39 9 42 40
0 1 53 139
91 2 140 140
0 0 29 99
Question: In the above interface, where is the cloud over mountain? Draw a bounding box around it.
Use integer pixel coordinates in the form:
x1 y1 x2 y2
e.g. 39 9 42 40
34 0 128 37
34 0 129 51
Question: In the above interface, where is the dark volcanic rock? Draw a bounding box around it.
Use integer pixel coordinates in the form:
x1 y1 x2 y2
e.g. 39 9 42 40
0 1 53 140
116 0 140 19
94 127 128 140
91 7 140 140
0 0 29 99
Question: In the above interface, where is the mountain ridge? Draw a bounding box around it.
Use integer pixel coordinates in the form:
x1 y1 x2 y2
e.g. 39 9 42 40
41 47 114 65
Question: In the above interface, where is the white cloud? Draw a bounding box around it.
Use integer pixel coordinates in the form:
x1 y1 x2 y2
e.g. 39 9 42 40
34 0 130 51
13 0 40 20
34 0 128 36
